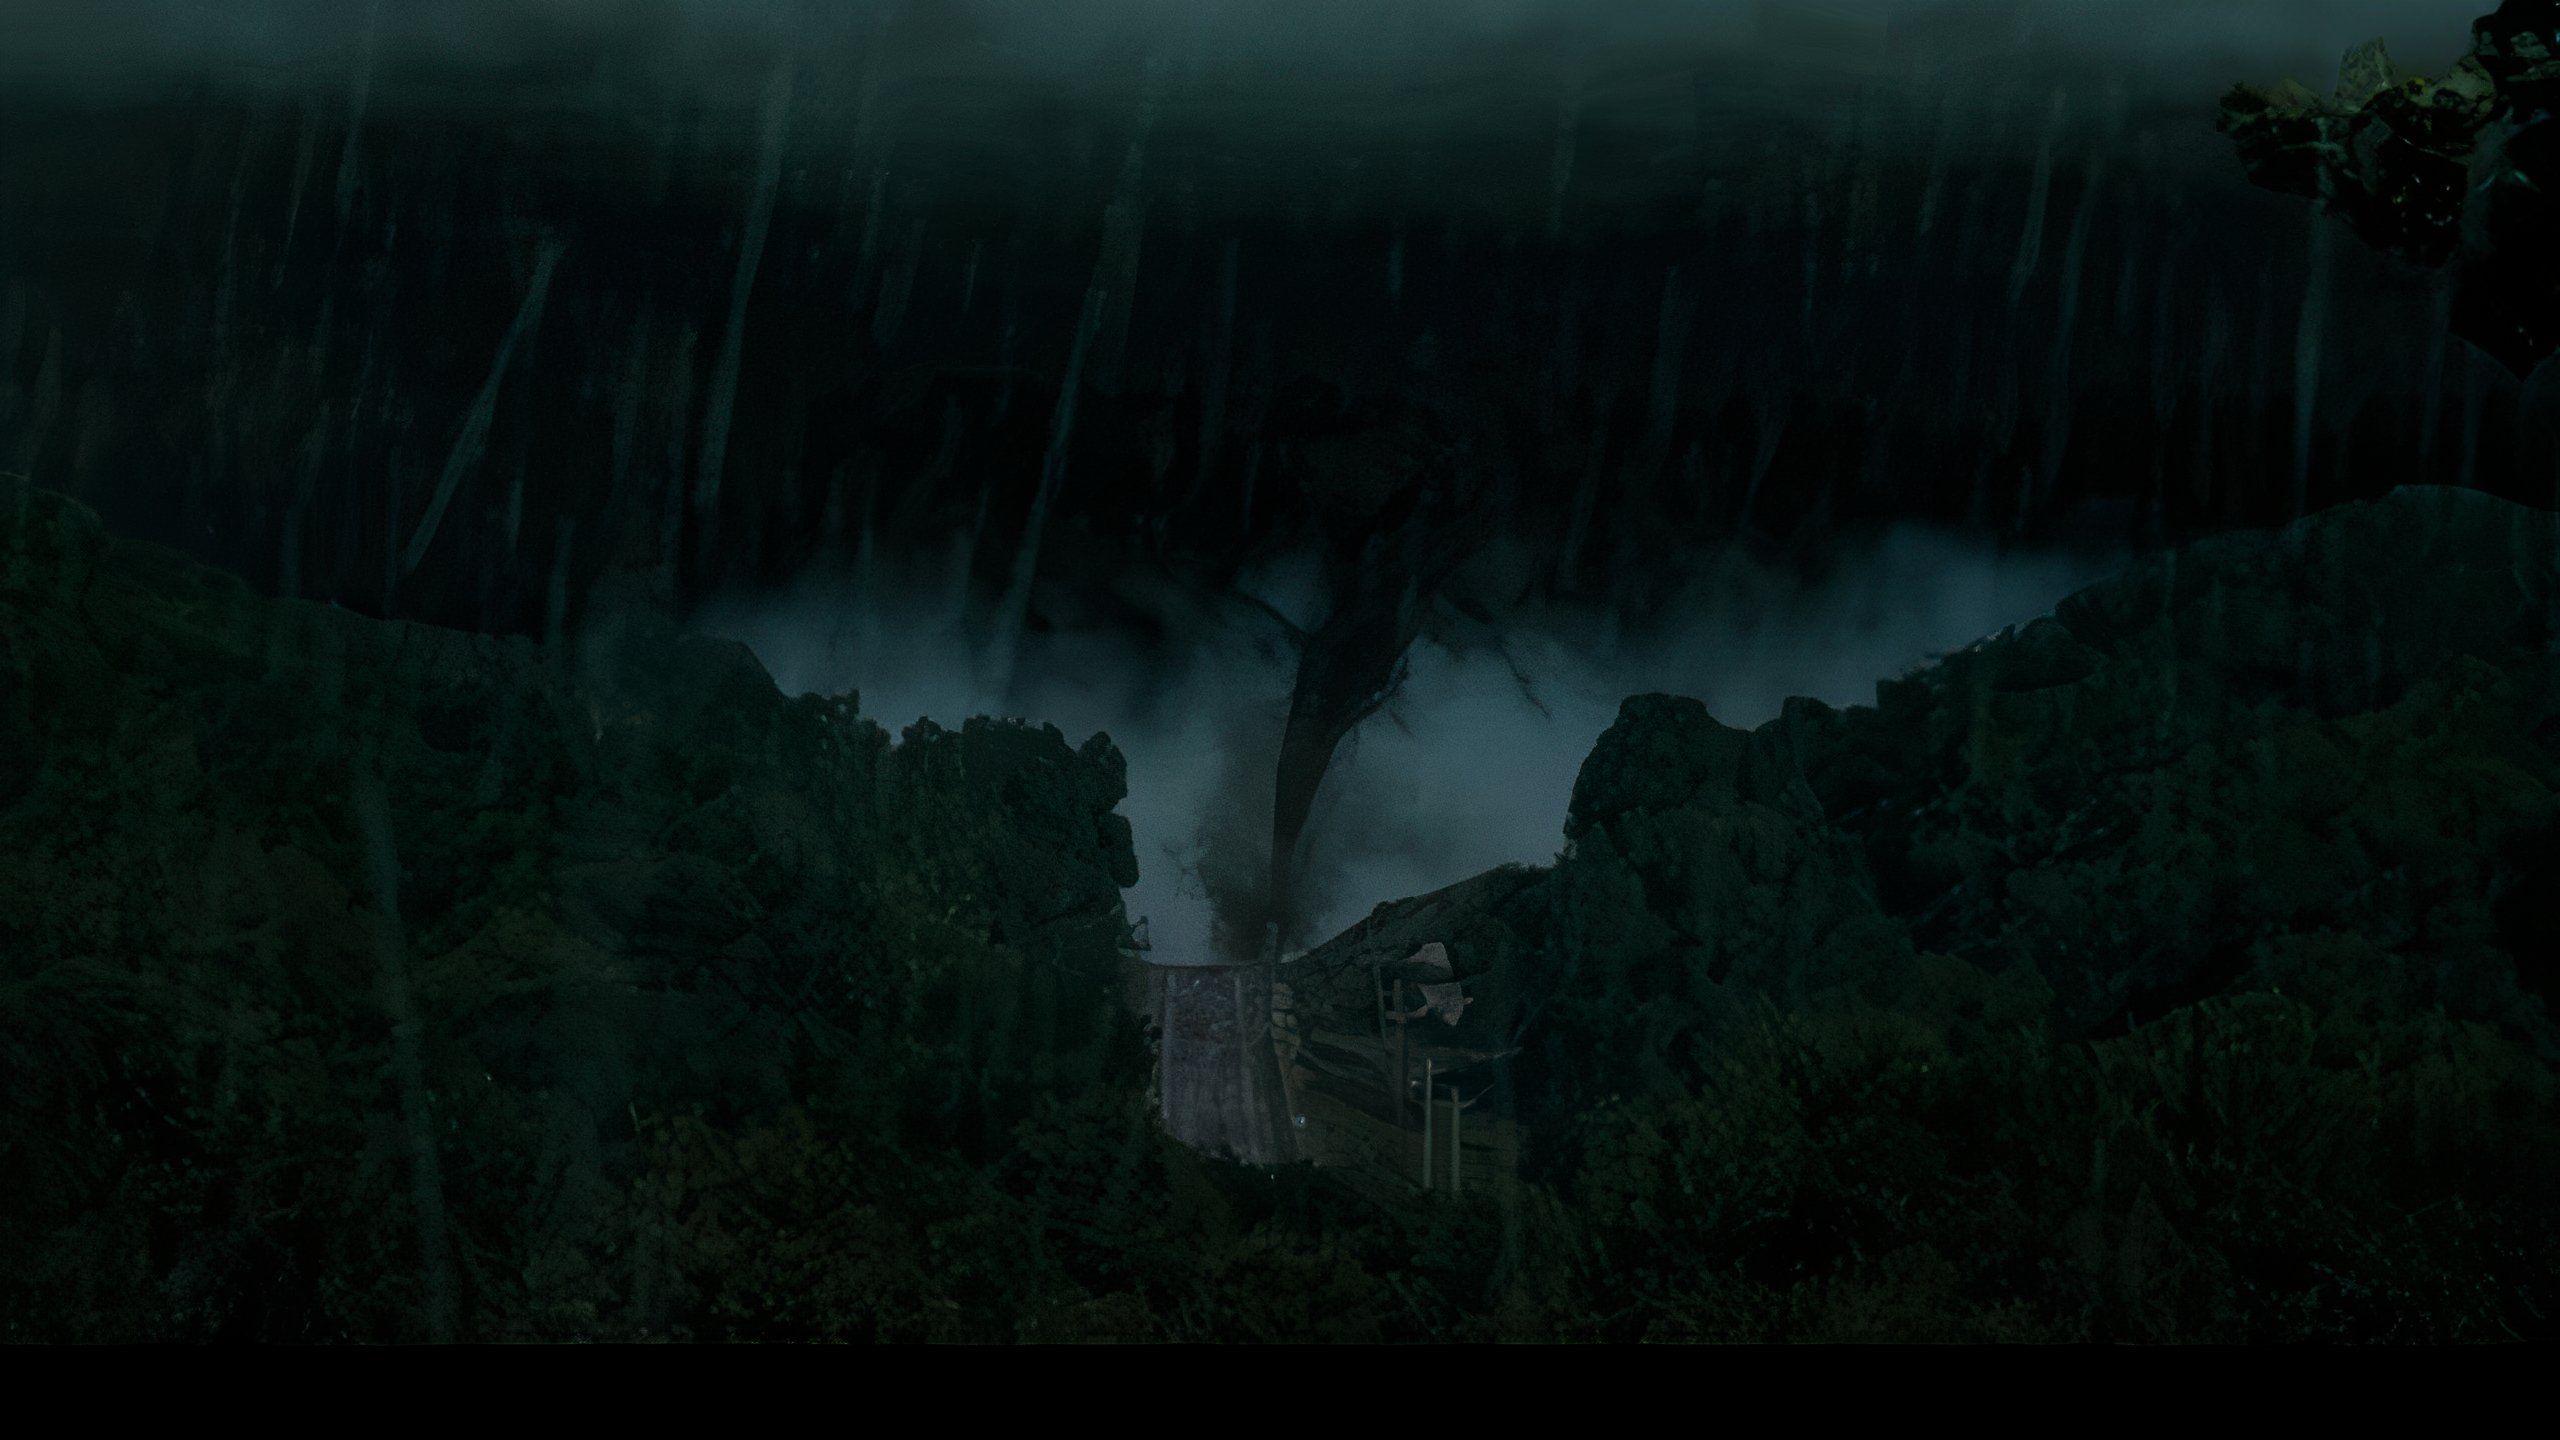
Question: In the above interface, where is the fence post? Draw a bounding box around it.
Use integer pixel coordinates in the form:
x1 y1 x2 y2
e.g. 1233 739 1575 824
1451 1082 1463 1195
1393 979 1409 1131
1421 1057 1436 1189
1159 967 1174 1125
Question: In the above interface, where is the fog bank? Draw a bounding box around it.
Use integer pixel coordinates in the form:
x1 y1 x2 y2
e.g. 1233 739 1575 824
710 526 2106 961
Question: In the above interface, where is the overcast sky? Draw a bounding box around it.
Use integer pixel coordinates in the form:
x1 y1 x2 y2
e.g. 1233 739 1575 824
0 1 2475 102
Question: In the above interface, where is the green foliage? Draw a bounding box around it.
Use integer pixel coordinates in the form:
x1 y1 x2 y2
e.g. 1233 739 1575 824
1493 490 2560 1341
5 482 2556 1342
1531 977 2556 1342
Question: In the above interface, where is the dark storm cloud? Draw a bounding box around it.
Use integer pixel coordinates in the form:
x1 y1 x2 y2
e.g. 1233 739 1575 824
0 2 2474 102
0 0 2484 958
0 1 2479 241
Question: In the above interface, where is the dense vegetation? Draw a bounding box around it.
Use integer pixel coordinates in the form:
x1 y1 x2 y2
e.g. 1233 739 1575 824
4 478 2555 1341
1497 485 2560 1341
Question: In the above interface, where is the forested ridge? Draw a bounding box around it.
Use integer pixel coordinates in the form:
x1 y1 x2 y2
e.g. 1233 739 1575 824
6 477 2553 1342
